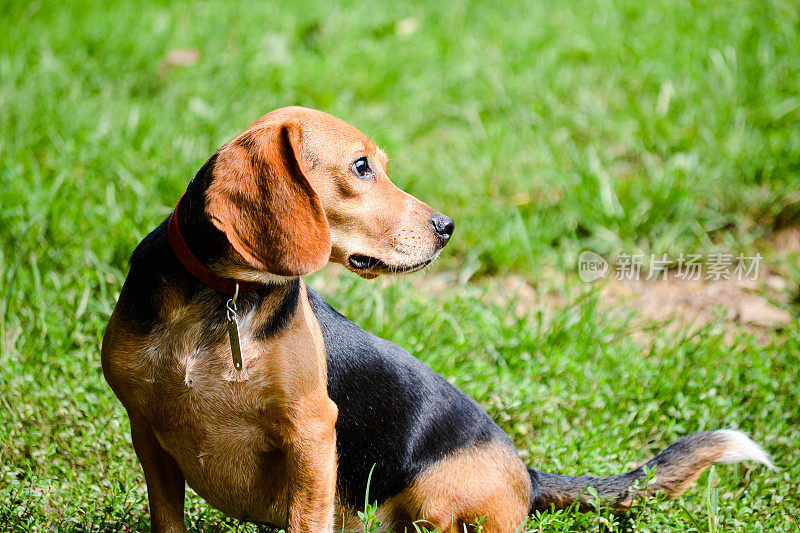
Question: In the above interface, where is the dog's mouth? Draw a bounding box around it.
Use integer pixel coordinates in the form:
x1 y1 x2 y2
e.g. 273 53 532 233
348 254 384 271
347 254 435 278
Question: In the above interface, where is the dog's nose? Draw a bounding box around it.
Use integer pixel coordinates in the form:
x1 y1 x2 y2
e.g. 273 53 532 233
430 213 455 243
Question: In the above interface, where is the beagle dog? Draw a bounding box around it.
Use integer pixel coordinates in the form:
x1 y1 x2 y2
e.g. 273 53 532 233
102 107 772 533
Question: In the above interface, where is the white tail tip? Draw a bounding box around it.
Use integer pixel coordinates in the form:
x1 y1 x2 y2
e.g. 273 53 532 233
714 429 776 471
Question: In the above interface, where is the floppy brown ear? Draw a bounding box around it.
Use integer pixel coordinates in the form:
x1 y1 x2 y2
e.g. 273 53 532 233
206 121 331 277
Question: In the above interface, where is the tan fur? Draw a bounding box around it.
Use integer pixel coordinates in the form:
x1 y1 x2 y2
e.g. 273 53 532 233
654 442 731 499
368 444 531 533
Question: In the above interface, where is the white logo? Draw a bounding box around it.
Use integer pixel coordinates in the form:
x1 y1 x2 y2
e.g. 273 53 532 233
578 251 608 283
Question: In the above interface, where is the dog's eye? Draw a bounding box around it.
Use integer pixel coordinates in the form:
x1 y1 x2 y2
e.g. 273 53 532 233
350 157 373 179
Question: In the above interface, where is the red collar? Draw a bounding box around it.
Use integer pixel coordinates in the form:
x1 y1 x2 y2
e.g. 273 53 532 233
167 195 263 297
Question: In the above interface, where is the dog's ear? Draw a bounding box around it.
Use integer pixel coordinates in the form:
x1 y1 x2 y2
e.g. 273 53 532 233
206 121 331 277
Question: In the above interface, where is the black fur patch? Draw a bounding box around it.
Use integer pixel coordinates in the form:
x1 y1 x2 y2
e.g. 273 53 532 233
307 287 510 509
254 278 301 340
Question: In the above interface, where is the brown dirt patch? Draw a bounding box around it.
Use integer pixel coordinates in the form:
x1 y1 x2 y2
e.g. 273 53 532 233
597 273 793 341
419 269 795 343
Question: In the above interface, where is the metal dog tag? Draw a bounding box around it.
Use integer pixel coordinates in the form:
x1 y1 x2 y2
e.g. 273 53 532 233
226 284 243 371
227 316 243 371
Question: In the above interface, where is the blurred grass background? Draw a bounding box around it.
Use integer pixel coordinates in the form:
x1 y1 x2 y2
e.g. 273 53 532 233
1 0 799 531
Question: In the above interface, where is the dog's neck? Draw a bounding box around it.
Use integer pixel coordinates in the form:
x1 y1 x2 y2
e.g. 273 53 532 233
164 186 303 368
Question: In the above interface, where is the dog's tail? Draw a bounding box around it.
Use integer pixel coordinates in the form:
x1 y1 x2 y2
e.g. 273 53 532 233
529 430 774 512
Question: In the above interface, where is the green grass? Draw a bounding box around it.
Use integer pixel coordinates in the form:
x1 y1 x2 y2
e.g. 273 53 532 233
1 0 799 530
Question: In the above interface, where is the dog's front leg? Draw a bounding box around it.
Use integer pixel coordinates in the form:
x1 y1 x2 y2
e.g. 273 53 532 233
130 415 187 533
283 395 338 533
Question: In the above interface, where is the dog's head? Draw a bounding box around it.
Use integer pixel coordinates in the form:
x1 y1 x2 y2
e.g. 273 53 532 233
205 106 454 280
